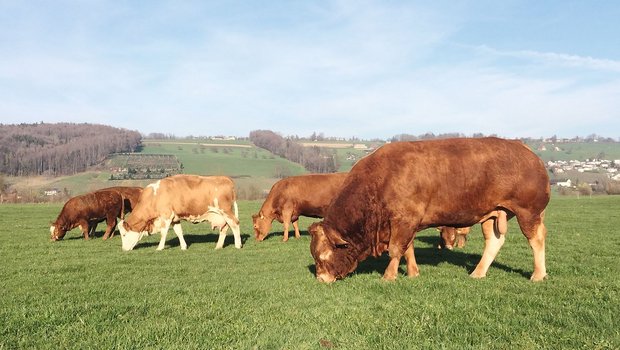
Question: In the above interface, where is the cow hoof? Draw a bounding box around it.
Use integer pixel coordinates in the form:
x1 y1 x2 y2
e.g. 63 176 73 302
282 238 289 242
382 274 397 282
214 246 223 250
530 273 548 282
469 272 486 279
407 271 420 278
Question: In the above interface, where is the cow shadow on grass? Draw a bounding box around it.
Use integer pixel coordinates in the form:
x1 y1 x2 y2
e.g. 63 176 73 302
260 230 311 241
133 232 251 250
307 247 531 280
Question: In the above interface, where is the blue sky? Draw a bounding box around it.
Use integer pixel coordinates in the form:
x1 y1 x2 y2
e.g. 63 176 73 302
1 0 619 139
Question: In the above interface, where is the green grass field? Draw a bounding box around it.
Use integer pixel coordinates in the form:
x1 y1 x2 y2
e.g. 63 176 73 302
1 196 618 349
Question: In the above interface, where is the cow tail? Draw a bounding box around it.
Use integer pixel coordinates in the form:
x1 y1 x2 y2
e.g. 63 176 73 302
120 194 126 220
233 201 239 220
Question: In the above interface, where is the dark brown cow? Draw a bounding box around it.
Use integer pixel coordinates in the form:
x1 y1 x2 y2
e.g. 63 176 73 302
252 173 348 242
308 137 550 283
50 189 125 241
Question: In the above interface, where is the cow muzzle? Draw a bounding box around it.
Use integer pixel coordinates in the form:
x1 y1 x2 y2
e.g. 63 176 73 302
316 272 337 283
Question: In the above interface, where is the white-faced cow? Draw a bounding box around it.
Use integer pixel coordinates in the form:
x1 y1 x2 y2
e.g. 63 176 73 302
50 189 125 241
118 175 241 251
252 173 348 242
309 137 550 283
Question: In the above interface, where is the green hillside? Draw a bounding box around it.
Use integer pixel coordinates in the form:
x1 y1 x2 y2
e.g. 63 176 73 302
5 139 307 200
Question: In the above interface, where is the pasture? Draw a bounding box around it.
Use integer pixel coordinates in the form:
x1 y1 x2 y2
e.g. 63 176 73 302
1 196 619 349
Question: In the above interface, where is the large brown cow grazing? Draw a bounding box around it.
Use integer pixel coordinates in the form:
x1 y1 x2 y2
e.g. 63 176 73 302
118 175 241 251
50 189 125 241
253 173 348 242
308 137 550 283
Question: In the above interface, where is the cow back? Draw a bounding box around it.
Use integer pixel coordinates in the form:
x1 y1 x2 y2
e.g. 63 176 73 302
324 137 550 244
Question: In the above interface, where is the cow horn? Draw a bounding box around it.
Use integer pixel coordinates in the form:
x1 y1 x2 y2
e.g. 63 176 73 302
325 226 349 249
259 211 265 220
308 222 322 236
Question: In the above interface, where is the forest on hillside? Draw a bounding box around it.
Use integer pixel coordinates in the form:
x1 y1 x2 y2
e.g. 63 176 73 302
0 123 141 176
250 130 339 173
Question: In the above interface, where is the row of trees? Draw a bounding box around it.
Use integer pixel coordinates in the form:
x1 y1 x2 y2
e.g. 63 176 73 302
0 123 142 176
249 130 339 173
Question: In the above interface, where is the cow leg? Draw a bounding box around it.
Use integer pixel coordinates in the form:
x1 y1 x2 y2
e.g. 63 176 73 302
156 220 172 250
383 220 416 281
516 210 548 281
80 219 91 240
230 221 242 249
404 242 419 278
218 211 242 249
293 220 301 239
281 210 294 242
470 218 506 279
88 221 97 238
215 225 229 250
172 223 188 250
102 215 117 240
528 222 547 281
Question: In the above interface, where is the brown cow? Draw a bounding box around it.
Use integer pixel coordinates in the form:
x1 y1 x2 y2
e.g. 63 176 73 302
308 137 550 283
50 189 125 241
118 175 241 251
437 226 471 250
103 186 143 214
252 173 348 242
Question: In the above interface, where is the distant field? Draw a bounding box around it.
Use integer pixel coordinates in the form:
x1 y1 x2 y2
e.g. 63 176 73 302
1 196 618 348
529 141 620 162
6 140 308 199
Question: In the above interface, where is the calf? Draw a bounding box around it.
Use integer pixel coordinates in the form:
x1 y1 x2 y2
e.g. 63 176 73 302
437 226 471 250
253 173 348 242
50 189 125 241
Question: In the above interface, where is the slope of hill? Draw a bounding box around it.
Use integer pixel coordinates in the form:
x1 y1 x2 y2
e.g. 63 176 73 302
0 123 141 176
3 139 307 202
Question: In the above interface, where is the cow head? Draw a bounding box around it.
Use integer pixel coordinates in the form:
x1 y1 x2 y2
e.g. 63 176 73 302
437 226 470 250
252 211 272 241
308 222 358 283
49 222 67 241
118 220 148 251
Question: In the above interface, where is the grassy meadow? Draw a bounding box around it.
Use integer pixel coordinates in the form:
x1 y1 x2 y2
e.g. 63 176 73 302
1 196 619 349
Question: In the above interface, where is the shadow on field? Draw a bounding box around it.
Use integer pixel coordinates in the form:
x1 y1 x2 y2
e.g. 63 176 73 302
258 230 311 241
307 246 531 280
133 233 251 250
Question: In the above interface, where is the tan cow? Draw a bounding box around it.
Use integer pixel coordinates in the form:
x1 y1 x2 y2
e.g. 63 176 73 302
252 173 348 242
118 175 241 251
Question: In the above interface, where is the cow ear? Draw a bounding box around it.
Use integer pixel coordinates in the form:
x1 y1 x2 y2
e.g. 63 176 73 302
324 226 349 249
329 233 349 249
308 222 323 237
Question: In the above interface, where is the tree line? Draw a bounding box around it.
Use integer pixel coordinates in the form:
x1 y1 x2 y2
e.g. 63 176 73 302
249 130 339 173
0 123 141 176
